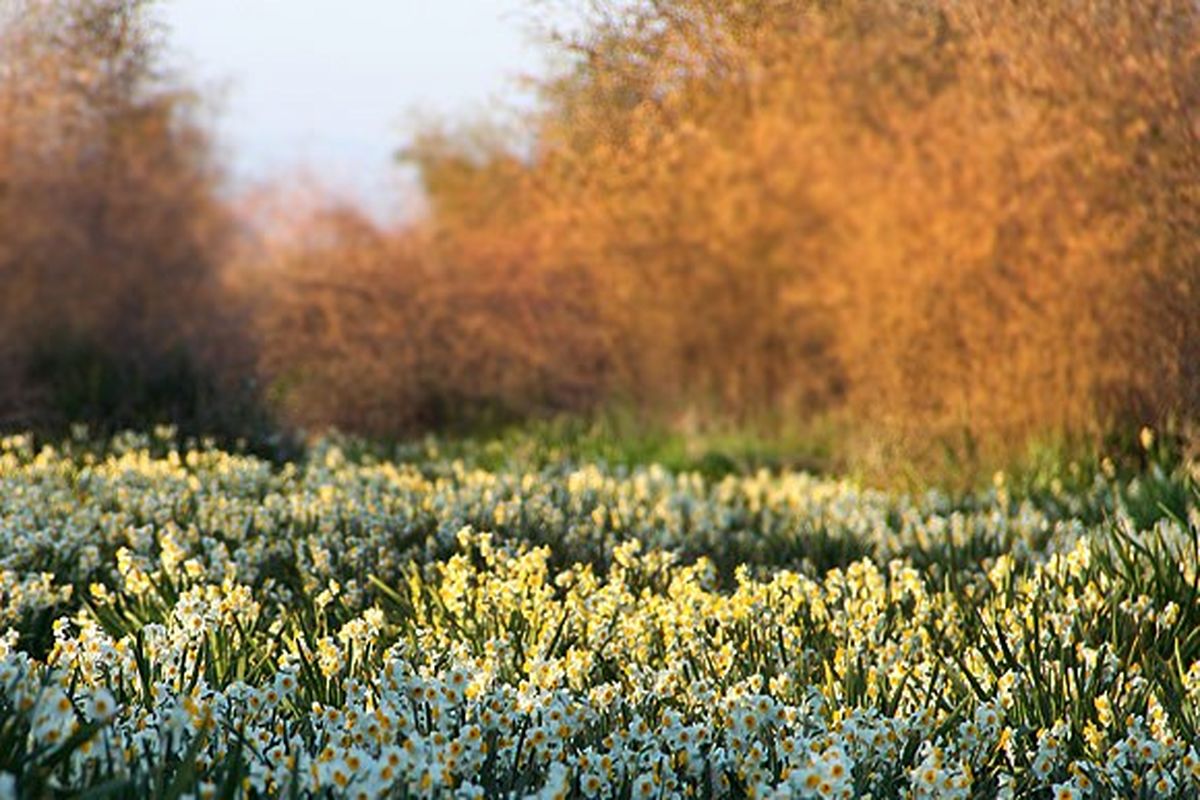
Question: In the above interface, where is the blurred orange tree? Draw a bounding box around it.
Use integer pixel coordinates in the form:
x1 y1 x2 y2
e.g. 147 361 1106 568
551 0 1199 456
256 0 1199 468
0 0 249 431
4 0 1196 474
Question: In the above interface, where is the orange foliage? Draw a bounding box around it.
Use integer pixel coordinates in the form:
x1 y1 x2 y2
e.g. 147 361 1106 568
0 0 244 429
257 0 1199 462
5 0 1197 467
531 0 1199 451
242 183 609 437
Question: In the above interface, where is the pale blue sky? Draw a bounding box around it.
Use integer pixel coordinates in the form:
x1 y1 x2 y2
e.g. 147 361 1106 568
162 0 555 213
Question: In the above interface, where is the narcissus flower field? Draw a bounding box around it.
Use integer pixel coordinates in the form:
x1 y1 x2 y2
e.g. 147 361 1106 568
1 432 1198 799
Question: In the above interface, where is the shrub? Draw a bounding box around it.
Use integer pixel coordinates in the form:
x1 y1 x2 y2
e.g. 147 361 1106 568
0 0 255 437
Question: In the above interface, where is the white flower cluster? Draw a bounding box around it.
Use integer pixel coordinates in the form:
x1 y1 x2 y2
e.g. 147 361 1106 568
0 434 1196 797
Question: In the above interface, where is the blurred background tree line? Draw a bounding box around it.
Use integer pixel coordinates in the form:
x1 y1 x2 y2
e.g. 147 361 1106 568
1 0 1198 483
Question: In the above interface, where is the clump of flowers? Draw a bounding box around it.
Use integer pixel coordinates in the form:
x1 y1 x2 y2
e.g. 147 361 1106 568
0 434 1197 797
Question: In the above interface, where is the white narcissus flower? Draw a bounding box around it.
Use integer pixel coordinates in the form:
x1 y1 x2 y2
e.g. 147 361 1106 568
86 687 117 721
